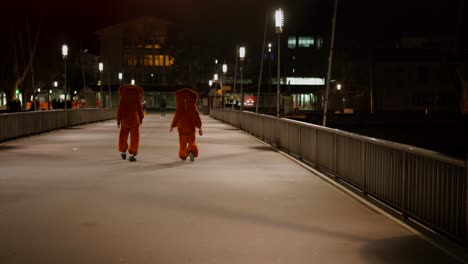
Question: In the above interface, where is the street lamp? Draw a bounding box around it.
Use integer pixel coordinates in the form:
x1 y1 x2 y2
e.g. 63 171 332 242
213 73 219 108
239 46 245 110
81 48 88 108
99 62 103 108
131 79 135 85
222 63 227 109
209 80 213 109
48 89 52 110
118 72 123 86
53 81 58 103
275 8 284 118
337 84 342 90
62 44 68 110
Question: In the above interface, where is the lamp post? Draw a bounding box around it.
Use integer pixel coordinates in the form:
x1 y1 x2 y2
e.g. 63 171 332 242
48 89 52 110
275 9 283 118
209 80 213 109
81 48 87 109
239 46 245 110
62 44 68 110
53 81 58 104
118 72 123 86
222 63 227 109
213 73 219 108
99 62 103 108
323 0 338 126
268 42 273 110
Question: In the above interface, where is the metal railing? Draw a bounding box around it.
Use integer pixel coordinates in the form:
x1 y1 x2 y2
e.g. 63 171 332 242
0 108 116 142
211 109 467 245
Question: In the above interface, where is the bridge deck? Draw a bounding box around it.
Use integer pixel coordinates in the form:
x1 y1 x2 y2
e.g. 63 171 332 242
0 113 462 263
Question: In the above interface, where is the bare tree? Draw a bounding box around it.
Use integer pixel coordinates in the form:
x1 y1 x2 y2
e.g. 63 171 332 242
5 15 40 110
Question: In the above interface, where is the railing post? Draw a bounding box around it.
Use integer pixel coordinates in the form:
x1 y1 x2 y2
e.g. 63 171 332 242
334 134 338 181
298 127 302 160
314 128 317 167
276 118 280 148
401 152 408 221
362 141 367 197
465 152 468 245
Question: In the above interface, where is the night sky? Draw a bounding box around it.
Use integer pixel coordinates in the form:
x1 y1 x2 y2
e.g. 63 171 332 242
1 0 466 66
4 0 324 52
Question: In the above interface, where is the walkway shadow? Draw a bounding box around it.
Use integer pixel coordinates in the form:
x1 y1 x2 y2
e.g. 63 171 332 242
0 145 21 151
114 160 187 173
359 236 462 263
248 145 277 152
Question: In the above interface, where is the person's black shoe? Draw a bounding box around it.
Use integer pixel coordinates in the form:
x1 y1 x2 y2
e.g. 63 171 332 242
129 155 136 162
189 151 195 162
181 157 187 161
121 152 126 160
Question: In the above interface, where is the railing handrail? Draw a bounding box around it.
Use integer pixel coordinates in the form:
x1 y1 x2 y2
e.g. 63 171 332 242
0 108 116 143
235 109 464 167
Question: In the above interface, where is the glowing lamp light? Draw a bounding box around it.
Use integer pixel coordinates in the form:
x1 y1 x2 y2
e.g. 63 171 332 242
222 64 227 74
209 80 213 86
239 46 246 60
118 72 123 80
62 44 68 57
99 62 103 72
131 79 135 85
214 74 219 81
275 9 284 34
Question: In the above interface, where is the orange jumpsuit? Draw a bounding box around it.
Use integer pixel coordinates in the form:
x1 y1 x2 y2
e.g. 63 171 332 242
170 88 202 159
116 85 144 156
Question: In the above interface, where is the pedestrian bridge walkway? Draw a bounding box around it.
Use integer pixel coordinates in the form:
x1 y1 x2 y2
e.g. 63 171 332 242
0 113 465 263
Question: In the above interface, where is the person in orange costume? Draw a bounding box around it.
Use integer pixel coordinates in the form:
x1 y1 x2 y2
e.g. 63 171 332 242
116 84 144 162
170 88 203 161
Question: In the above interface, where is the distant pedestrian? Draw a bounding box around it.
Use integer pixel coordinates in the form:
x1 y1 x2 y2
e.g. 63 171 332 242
116 84 144 162
160 96 167 118
142 100 147 117
8 97 21 112
169 88 203 161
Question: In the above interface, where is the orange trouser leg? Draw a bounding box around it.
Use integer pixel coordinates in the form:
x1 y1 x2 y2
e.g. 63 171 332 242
178 133 189 159
128 126 140 156
118 125 130 153
178 131 198 159
187 132 198 157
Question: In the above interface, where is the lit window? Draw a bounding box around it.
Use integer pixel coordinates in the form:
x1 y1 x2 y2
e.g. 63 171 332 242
165 55 174 66
127 56 138 66
155 55 163 66
288 36 297 49
298 36 314 48
144 55 154 66
316 37 323 48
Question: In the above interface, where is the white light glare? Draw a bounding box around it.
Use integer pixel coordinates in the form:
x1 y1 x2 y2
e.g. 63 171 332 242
62 44 68 56
275 9 284 30
239 46 246 59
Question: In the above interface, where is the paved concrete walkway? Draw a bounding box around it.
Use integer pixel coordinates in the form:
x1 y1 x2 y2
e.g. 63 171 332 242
0 113 463 263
